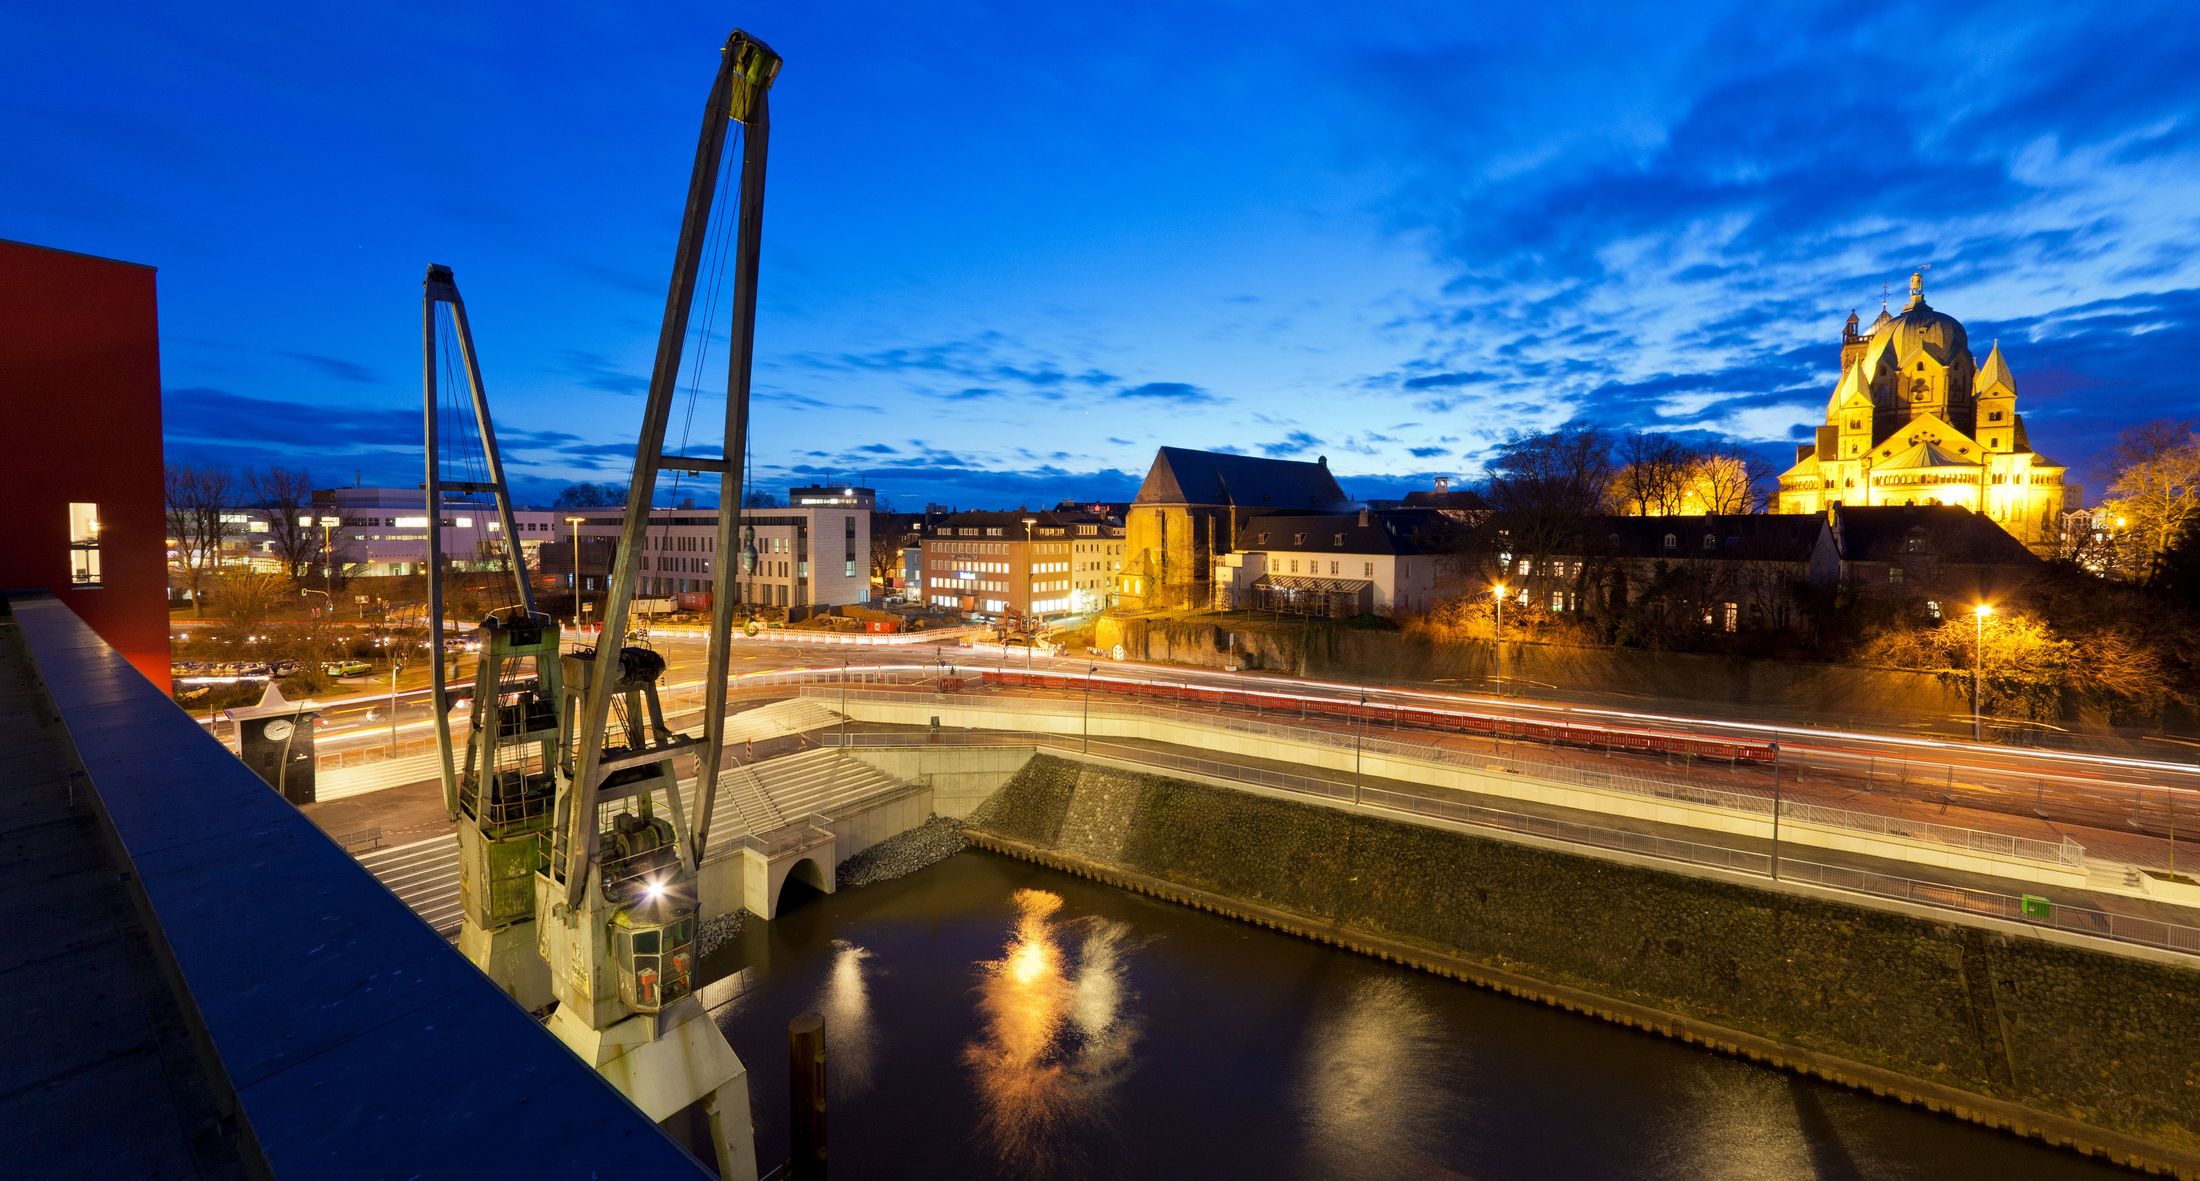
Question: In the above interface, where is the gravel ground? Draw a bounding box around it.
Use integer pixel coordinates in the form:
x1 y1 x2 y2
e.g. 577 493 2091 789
836 815 968 888
698 909 748 957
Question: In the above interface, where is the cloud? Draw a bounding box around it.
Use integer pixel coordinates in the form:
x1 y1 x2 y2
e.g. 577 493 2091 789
1408 445 1448 458
279 351 380 385
557 349 650 395
1400 370 1492 391
1118 381 1216 404
1259 430 1323 456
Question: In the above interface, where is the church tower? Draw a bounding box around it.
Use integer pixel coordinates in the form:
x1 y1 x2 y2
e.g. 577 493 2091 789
1839 309 1868 372
1975 340 2017 454
1776 269 2071 554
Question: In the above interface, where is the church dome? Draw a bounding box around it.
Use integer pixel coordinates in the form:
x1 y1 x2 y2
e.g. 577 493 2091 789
1881 301 1968 364
1871 271 1967 365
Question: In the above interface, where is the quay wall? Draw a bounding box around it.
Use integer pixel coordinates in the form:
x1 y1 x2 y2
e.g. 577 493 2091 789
964 754 2200 1176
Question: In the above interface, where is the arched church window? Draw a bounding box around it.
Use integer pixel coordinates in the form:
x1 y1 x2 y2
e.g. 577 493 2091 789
1662 533 1676 549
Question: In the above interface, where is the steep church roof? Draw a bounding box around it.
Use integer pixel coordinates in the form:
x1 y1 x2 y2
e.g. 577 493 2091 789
1826 361 1874 417
1133 447 1351 510
1874 437 1977 472
1977 339 2016 394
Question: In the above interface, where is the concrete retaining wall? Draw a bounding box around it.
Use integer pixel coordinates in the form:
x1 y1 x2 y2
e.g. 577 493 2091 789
839 697 2089 890
848 745 1036 818
965 755 2200 1176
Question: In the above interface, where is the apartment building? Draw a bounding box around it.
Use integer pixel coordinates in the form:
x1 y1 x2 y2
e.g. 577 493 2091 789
921 509 1122 618
566 499 869 611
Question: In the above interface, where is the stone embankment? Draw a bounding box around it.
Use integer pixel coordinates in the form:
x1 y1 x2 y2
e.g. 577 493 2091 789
965 754 2200 1177
836 815 967 888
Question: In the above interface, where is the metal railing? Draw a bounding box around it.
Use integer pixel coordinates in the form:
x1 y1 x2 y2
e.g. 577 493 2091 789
805 686 2087 870
741 814 836 859
828 732 2200 959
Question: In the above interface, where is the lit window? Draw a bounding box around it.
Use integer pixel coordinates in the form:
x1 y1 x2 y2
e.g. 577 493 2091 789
68 503 101 587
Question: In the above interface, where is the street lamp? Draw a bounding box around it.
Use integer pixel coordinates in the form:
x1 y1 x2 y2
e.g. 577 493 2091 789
1491 583 1507 697
319 516 335 598
566 516 586 627
1022 517 1038 667
1083 663 1097 753
1354 688 1368 806
1972 603 1993 742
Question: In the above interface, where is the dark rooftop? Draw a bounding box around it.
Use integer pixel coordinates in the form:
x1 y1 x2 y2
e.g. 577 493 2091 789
1134 446 1351 510
1830 505 2043 565
1241 510 1437 556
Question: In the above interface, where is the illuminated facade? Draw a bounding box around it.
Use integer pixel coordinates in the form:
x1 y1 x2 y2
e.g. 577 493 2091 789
1114 447 1351 611
1774 271 2071 554
920 509 1121 618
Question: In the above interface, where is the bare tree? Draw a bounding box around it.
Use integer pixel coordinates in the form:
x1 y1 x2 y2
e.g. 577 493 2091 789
1613 432 1693 516
245 466 319 583
870 520 902 587
2102 419 2200 578
1485 424 1614 519
165 464 234 616
1690 448 1770 515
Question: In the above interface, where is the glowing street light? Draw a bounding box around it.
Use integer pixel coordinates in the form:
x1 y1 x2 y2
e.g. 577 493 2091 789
1972 603 1994 742
565 515 586 618
1491 583 1507 697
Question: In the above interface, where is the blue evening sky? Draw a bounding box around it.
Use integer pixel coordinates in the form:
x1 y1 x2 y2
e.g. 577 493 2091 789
8 2 2199 509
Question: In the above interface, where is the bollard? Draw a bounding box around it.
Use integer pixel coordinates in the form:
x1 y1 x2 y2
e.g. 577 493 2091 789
789 1012 827 1180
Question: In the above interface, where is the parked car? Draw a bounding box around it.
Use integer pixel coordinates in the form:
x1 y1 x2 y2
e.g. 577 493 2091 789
322 660 371 677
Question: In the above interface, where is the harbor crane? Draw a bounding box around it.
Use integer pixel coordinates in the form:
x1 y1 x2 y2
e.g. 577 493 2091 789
422 262 556 1012
533 30 781 1179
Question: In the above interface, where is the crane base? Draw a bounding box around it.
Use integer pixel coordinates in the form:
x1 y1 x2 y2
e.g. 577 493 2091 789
457 919 552 1012
546 996 757 1180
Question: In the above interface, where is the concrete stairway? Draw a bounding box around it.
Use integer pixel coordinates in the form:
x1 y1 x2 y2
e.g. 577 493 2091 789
746 748 912 824
357 834 463 937
353 747 914 937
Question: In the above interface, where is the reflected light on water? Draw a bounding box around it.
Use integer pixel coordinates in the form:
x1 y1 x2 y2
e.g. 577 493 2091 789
965 888 1139 1178
818 940 877 1098
1295 977 1454 1180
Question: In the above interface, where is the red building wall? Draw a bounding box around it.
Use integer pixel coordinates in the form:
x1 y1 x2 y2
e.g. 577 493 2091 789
0 240 170 689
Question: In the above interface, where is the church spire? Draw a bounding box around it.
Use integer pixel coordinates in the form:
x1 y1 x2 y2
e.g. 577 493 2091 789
1905 265 1930 311
1977 336 2015 396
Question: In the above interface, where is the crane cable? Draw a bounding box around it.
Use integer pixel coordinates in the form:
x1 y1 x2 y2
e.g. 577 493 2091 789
649 121 744 607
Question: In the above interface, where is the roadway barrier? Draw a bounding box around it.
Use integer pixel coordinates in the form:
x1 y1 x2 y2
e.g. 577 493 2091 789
806 684 2087 876
826 731 2200 960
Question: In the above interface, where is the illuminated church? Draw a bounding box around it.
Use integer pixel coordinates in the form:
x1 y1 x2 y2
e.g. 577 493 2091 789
1774 271 2071 554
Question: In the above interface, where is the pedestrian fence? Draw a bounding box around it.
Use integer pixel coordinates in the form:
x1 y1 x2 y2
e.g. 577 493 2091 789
798 685 2087 871
822 730 2200 959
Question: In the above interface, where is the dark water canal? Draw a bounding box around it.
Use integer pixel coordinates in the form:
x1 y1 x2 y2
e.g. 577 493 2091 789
702 849 2127 1180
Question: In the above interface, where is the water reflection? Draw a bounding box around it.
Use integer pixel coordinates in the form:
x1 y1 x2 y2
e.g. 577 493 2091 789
964 888 1140 1177
1655 1071 1821 1181
816 940 878 1098
1295 976 1456 1180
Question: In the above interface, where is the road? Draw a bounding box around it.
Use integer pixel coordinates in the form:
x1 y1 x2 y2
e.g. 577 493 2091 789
249 625 2200 877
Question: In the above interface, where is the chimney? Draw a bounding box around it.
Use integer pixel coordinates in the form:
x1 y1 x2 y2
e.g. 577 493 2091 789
1434 475 1450 494
1357 507 1370 527
1317 455 1328 468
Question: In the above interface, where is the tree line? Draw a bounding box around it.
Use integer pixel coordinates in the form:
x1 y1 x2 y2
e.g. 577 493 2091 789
165 463 352 614
1419 420 2200 731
